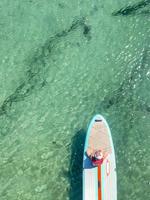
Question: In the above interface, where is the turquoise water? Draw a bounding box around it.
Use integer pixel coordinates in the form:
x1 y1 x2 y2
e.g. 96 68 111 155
0 0 150 199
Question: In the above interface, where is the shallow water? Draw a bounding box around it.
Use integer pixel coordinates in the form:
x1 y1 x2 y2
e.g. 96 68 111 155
0 0 150 200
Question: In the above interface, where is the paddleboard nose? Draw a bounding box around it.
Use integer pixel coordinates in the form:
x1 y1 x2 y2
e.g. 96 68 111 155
94 114 104 122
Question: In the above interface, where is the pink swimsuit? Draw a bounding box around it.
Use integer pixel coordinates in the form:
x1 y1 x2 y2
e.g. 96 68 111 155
92 157 103 166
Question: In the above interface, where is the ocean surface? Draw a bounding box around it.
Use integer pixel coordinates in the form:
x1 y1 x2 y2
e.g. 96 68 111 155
0 0 150 199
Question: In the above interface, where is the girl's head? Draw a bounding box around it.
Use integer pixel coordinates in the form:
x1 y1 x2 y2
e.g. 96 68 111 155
95 150 103 160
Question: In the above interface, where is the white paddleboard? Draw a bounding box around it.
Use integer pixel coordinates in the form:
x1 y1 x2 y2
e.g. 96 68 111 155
83 114 117 200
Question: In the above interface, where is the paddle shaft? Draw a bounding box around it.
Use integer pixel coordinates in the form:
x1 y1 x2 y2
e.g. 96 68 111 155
98 165 102 200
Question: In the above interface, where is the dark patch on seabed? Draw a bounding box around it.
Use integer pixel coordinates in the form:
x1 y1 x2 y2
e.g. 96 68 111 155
0 17 91 119
66 129 86 200
112 0 150 16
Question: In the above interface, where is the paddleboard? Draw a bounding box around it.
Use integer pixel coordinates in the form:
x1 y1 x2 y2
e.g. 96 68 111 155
83 114 117 200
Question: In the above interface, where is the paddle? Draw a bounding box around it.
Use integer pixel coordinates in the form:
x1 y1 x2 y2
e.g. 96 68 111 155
98 164 102 200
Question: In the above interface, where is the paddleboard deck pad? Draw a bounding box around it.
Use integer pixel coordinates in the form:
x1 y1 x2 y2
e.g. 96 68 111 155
83 114 117 200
